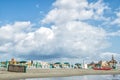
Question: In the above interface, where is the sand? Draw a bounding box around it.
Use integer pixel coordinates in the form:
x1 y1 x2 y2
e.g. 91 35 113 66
0 68 120 80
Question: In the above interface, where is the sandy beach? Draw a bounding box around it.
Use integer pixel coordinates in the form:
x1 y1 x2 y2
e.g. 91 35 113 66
0 69 120 80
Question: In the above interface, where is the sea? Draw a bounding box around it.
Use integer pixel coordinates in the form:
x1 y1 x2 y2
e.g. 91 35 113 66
20 75 120 80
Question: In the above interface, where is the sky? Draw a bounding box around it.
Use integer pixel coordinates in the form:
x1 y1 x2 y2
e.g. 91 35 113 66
0 0 120 63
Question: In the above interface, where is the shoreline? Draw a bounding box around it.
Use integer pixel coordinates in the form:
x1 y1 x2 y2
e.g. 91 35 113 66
0 69 120 80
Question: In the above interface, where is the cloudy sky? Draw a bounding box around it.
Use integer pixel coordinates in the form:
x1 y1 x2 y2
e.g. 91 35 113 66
0 0 120 63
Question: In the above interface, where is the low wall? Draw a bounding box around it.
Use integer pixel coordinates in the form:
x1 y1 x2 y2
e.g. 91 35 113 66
8 65 26 73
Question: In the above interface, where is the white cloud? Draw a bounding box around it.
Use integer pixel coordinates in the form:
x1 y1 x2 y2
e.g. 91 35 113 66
14 27 55 55
111 11 120 26
42 0 109 24
53 0 88 9
0 0 112 61
0 21 31 44
0 21 32 56
89 0 109 20
52 21 108 57
0 43 13 53
108 30 120 36
0 21 108 60
40 0 110 60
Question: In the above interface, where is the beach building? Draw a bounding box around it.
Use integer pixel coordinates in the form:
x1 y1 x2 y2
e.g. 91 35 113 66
0 61 9 68
49 63 54 69
53 62 70 69
74 63 82 69
61 62 70 68
87 55 117 69
88 61 103 69
9 58 16 65
0 62 1 67
101 61 110 68
32 61 50 69
41 62 49 68
108 55 117 69
83 64 88 69
88 61 111 69
87 62 95 69
116 64 120 69
54 62 62 68
26 61 33 68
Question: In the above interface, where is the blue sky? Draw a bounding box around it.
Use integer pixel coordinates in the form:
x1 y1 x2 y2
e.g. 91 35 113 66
0 0 120 63
0 0 55 25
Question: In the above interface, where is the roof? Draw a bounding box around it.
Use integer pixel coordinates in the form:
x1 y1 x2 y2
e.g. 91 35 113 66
64 62 70 64
54 62 61 64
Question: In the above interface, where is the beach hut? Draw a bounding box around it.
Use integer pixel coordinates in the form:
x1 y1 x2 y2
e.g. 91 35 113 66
32 61 41 68
116 64 120 69
5 61 9 68
0 61 9 68
54 62 62 68
9 58 16 65
84 64 88 69
88 62 95 69
62 62 70 68
0 62 1 67
49 63 54 69
41 62 49 68
71 65 74 68
16 61 27 67
74 63 82 69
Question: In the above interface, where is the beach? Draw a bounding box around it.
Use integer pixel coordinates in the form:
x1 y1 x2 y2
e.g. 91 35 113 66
0 69 120 80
